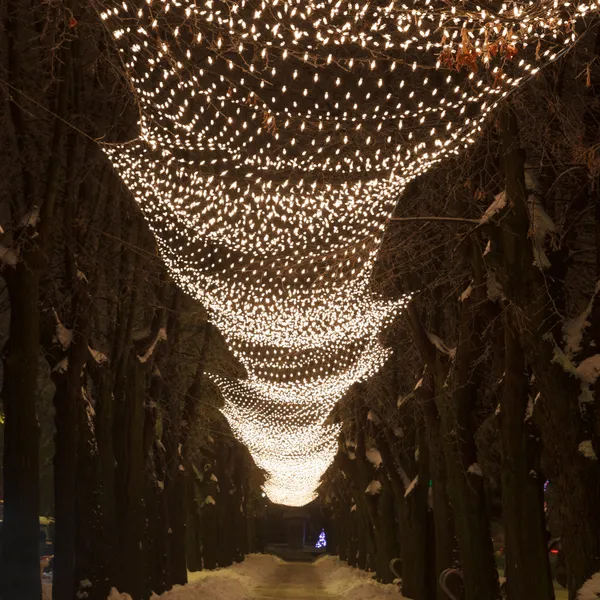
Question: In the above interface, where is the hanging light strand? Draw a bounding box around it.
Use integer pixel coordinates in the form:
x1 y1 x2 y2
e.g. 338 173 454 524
99 0 597 506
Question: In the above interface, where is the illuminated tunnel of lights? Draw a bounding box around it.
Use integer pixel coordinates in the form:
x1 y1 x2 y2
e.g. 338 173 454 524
99 0 598 506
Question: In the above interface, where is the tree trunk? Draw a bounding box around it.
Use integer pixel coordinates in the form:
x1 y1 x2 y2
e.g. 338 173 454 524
375 483 400 584
115 358 147 598
402 414 434 600
215 447 235 568
336 441 377 573
89 358 117 596
420 373 457 600
439 299 499 600
494 105 600 598
52 351 83 600
356 510 368 570
145 436 170 596
51 267 92 600
1 265 42 600
185 468 203 572
168 468 188 584
201 461 220 570
500 321 554 600
375 418 431 597
74 392 105 600
347 506 359 567
202 501 219 570
2 0 72 595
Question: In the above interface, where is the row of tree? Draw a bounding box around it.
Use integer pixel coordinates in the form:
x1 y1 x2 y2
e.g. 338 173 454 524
0 2 265 599
320 24 600 600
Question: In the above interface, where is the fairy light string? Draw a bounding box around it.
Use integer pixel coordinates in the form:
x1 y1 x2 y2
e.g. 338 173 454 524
99 0 598 506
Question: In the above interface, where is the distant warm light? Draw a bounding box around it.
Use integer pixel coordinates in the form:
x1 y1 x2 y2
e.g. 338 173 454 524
99 0 596 506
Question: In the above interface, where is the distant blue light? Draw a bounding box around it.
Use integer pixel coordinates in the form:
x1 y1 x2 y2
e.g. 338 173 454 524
315 529 326 549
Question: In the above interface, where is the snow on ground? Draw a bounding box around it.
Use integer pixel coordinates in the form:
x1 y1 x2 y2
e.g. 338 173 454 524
39 554 571 600
577 571 600 600
42 555 284 600
42 582 52 600
155 554 403 600
153 554 284 599
315 555 402 599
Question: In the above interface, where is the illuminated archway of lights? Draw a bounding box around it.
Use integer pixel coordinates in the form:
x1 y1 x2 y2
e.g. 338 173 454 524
99 0 598 506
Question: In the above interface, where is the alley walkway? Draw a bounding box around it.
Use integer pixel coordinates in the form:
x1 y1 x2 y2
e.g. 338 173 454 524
252 561 338 600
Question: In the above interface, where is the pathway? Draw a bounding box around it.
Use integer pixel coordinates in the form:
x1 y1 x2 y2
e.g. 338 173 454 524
252 561 337 600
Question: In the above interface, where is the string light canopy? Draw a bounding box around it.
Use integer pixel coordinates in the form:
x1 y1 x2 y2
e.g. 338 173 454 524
99 0 598 506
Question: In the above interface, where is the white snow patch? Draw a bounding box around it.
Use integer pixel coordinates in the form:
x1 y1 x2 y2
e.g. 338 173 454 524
204 495 216 506
52 357 69 374
366 448 383 469
316 555 403 599
348 450 356 460
404 475 419 498
139 327 168 363
578 441 598 461
365 480 382 495
393 427 404 438
576 571 600 600
53 311 73 350
426 332 456 358
577 355 600 385
398 464 412 490
350 504 357 512
367 410 381 425
137 554 286 600
0 245 18 266
107 590 133 600
397 393 411 408
84 389 96 432
210 474 219 482
460 284 473 302
528 194 556 270
524 396 535 421
480 191 507 224
467 463 483 477
549 338 579 378
89 346 108 364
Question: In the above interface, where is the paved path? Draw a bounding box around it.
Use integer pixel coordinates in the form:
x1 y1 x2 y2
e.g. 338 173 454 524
252 562 337 600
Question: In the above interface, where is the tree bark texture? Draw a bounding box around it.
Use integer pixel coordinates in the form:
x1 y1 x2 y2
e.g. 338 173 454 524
500 321 554 600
